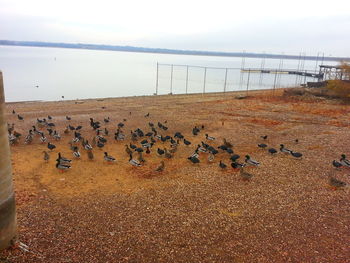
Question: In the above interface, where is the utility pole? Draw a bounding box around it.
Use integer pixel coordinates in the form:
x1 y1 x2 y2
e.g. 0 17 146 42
0 71 17 250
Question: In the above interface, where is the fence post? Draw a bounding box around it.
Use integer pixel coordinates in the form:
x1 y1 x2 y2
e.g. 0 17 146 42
170 64 173 94
224 68 228 93
246 69 251 96
155 62 159 95
186 65 189 94
273 70 278 95
203 67 207 94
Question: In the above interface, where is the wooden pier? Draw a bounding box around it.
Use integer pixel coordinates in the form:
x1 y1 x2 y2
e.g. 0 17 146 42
241 68 323 79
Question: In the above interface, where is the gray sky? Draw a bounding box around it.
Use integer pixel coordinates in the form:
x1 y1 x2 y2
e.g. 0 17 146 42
0 0 349 56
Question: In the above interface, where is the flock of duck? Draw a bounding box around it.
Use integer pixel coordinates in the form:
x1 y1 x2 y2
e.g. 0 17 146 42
7 109 349 188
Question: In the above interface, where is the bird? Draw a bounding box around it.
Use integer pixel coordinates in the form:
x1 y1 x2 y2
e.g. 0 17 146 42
223 138 233 148
157 148 165 156
226 148 234 154
328 176 347 189
73 149 81 158
245 155 260 166
104 152 116 163
239 167 254 181
339 154 350 167
125 145 133 156
205 134 215 141
129 154 142 167
66 116 71 121
144 113 150 117
231 161 245 169
219 161 227 169
84 140 93 151
155 161 165 172
104 117 110 123
47 142 56 151
208 153 215 162
164 148 173 159
56 161 71 171
87 150 94 160
290 151 302 158
12 110 16 114
258 143 267 149
261 135 268 140
188 156 200 164
280 144 292 154
332 160 342 169
17 115 24 121
43 151 49 161
57 152 72 164
230 154 240 162
268 148 278 155
183 138 191 146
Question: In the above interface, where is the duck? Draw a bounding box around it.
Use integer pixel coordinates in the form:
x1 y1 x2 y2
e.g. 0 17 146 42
223 138 233 148
245 155 260 166
155 161 165 172
157 148 165 156
125 145 133 156
56 161 71 171
192 126 200 136
268 148 278 155
208 146 219 155
183 138 191 146
97 140 105 149
66 116 71 121
137 152 146 163
84 140 93 150
258 143 267 149
135 147 144 153
205 134 215 141
164 148 173 159
261 135 268 140
73 149 81 158
208 153 215 162
290 151 302 158
104 117 110 123
104 152 116 163
47 142 56 151
146 147 151 154
129 154 142 167
40 134 47 143
230 154 240 162
231 161 245 169
188 156 200 164
57 152 72 164
87 150 94 160
339 154 350 167
219 161 227 169
197 144 207 153
130 143 137 150
17 114 24 121
226 148 234 154
329 176 347 189
43 151 50 162
239 167 254 181
280 144 292 154
332 160 342 169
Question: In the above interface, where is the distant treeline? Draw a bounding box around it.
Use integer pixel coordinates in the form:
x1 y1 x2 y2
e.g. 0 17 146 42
0 40 349 62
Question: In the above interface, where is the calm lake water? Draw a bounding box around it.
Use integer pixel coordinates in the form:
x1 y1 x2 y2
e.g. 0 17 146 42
0 46 339 102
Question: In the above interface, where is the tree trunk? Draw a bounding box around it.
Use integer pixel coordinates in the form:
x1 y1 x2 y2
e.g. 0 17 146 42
0 71 17 250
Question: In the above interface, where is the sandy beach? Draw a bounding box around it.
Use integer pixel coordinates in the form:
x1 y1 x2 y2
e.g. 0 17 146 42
1 89 350 263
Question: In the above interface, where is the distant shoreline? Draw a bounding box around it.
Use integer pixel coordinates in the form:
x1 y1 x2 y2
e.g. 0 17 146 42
1 40 349 62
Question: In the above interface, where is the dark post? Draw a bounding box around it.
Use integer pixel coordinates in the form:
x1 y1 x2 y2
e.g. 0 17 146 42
246 69 251 96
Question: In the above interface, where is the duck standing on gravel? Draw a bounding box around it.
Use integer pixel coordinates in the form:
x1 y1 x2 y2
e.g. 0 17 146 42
245 155 260 166
56 161 71 172
43 151 50 162
328 176 347 190
205 134 215 141
280 144 292 154
339 154 350 167
129 154 142 167
104 152 116 163
155 161 165 172
240 167 254 181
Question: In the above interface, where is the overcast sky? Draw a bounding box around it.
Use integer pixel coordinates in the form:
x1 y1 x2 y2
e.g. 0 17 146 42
0 0 349 56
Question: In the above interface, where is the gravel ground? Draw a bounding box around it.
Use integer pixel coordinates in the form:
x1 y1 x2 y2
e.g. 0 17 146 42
1 90 350 263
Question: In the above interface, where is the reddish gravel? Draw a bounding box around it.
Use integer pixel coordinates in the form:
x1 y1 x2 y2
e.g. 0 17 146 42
1 90 350 263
